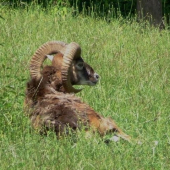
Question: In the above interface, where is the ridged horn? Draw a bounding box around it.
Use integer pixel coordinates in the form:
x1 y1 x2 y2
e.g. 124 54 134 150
62 42 82 93
30 41 67 80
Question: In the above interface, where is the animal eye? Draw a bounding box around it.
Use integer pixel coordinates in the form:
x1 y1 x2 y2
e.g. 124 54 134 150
76 62 84 70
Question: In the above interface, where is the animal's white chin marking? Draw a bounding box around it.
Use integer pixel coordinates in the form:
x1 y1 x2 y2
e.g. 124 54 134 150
87 81 98 86
80 81 97 86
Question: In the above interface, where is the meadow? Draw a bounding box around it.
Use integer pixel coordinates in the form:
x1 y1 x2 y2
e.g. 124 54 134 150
0 4 170 169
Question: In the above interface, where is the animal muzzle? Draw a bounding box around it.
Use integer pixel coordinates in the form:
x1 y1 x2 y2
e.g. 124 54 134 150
87 72 99 86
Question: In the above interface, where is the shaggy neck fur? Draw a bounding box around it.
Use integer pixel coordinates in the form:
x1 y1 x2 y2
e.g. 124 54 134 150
25 65 66 108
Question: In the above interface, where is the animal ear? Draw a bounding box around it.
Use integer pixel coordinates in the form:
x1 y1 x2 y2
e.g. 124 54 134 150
46 55 54 61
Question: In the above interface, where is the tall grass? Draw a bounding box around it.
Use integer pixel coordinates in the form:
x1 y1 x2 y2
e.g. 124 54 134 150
0 4 170 169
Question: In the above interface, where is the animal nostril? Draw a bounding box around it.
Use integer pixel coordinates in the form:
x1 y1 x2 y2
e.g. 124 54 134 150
95 73 99 79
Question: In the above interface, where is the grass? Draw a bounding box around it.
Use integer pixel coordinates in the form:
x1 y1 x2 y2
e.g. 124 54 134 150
0 4 170 170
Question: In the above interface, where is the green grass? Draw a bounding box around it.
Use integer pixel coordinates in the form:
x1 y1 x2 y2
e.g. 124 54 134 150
0 5 170 170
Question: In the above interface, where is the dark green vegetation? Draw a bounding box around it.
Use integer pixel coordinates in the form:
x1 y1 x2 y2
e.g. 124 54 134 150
0 4 170 170
2 0 170 19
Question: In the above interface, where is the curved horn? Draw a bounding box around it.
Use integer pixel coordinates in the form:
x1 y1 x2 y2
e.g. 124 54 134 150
61 42 82 93
30 41 67 80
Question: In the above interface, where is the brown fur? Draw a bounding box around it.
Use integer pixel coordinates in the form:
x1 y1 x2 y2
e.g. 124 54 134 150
25 80 130 141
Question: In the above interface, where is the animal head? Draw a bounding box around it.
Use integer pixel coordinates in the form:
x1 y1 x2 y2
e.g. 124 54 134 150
30 41 99 93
